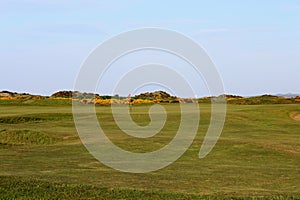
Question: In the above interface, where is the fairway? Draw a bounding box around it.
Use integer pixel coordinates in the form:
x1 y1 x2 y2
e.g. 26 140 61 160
1 101 300 199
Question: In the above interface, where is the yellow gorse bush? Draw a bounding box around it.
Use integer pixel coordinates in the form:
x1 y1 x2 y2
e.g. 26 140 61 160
92 98 154 105
132 99 154 104
0 96 14 100
0 96 43 100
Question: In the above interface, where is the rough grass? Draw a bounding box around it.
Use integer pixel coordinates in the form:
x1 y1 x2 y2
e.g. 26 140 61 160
0 113 73 124
0 116 43 124
0 176 209 200
0 101 300 199
0 98 72 106
1 176 298 200
0 129 57 145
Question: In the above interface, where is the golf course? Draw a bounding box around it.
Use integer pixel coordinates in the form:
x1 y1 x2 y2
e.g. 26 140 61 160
0 98 299 199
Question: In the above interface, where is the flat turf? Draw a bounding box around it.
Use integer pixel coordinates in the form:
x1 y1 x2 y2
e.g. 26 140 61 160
0 100 300 199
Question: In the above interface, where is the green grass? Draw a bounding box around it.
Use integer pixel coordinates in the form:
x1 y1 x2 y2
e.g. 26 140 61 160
0 101 300 199
0 129 58 145
0 176 217 200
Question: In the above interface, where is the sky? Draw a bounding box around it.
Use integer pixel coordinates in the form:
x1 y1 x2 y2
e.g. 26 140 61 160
0 0 300 96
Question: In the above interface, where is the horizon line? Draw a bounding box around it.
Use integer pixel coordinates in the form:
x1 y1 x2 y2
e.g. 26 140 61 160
1 90 299 99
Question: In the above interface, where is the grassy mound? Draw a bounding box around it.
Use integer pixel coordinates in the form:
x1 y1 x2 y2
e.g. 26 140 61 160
0 116 43 124
0 129 57 145
227 95 300 105
0 113 73 124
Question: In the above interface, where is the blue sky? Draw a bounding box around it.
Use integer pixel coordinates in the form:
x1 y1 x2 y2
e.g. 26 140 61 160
1 0 300 96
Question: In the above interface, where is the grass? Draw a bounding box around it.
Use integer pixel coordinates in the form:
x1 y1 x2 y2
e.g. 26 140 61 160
0 99 300 199
0 176 217 200
0 129 57 145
